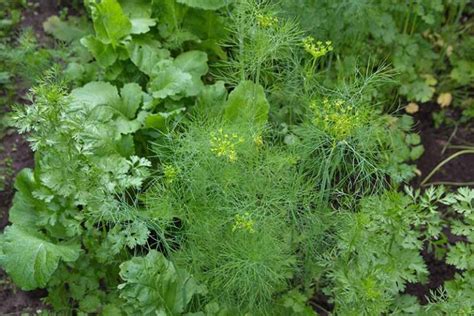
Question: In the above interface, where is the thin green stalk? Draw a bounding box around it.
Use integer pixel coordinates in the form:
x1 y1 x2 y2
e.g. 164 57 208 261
421 149 474 186
441 124 458 155
402 0 414 34
422 181 474 187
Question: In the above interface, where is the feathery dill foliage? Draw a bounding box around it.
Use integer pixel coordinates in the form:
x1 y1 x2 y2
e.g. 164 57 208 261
291 67 415 203
144 116 331 313
214 0 302 88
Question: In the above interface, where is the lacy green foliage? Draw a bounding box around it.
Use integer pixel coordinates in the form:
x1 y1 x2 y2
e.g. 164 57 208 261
328 189 443 315
0 29 62 87
214 0 308 124
0 77 153 312
0 0 24 37
407 187 474 315
146 88 319 313
293 87 421 202
215 0 302 86
280 0 472 105
1 1 473 315
10 78 151 208
324 187 474 314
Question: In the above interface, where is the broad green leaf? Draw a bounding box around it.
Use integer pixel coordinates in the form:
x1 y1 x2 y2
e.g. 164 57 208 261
118 250 206 315
128 40 170 76
43 15 88 43
196 81 227 116
0 225 80 290
144 108 185 131
90 0 131 45
174 51 208 96
410 145 424 160
224 81 270 126
176 0 229 10
115 111 149 135
149 61 192 99
174 50 208 77
130 18 156 34
71 81 120 108
9 169 40 226
119 83 143 119
119 0 152 18
81 35 117 67
183 11 228 59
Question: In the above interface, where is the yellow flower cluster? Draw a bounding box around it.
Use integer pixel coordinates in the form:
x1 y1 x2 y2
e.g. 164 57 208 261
210 129 244 162
302 36 333 59
310 98 363 140
253 134 264 147
256 13 278 28
163 164 178 184
232 212 255 233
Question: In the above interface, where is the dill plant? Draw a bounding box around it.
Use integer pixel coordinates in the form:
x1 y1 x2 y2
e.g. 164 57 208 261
291 68 419 203
142 115 331 313
213 0 311 123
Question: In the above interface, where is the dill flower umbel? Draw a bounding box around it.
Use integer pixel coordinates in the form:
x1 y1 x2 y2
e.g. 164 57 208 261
253 134 264 147
232 212 255 233
256 13 278 28
302 36 333 59
210 129 244 162
163 164 178 184
310 98 365 140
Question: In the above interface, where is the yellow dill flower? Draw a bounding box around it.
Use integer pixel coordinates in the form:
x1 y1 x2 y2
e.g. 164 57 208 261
254 134 264 147
210 129 244 162
163 164 178 184
232 212 255 233
256 13 278 28
310 98 363 140
302 36 333 59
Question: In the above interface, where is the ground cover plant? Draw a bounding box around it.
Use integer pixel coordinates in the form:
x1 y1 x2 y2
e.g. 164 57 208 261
0 0 473 315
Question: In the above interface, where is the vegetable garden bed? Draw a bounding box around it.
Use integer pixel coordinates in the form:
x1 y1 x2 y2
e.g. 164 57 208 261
1 0 473 315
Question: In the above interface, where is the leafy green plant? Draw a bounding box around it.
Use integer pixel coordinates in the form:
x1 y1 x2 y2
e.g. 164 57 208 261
279 0 473 108
292 80 423 202
323 186 474 315
144 81 322 313
1 1 473 315
118 250 206 315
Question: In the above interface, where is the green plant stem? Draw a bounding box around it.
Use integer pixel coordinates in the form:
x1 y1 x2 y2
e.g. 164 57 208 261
420 149 474 186
441 124 458 155
422 181 474 187
402 0 414 34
